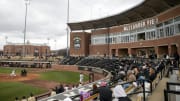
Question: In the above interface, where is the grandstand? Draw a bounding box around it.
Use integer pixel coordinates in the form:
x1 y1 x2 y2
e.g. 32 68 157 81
40 0 180 101
41 57 178 101
69 0 180 58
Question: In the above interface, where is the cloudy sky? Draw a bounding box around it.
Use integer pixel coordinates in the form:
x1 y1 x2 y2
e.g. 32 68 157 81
0 0 144 50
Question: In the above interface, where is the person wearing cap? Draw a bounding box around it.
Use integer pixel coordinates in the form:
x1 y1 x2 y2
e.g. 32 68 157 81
98 81 112 101
113 85 131 101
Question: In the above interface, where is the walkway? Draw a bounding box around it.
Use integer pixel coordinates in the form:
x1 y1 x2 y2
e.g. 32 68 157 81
148 77 169 101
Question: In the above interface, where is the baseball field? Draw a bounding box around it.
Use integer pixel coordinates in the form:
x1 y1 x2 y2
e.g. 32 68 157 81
0 66 90 101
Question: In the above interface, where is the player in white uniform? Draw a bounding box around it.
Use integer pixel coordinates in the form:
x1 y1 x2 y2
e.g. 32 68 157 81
10 69 16 77
79 72 84 83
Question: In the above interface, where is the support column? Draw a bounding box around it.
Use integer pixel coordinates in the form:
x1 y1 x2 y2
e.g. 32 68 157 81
128 48 132 57
177 44 180 55
145 49 149 58
116 48 119 57
168 45 171 56
155 46 159 58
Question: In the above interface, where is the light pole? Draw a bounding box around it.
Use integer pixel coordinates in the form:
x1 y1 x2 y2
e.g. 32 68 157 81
23 0 30 57
54 39 57 57
5 36 8 44
66 0 70 57
47 37 50 46
54 39 56 50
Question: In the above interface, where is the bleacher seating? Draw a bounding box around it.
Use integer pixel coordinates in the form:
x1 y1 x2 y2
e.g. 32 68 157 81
52 57 169 101
77 58 100 66
60 56 83 65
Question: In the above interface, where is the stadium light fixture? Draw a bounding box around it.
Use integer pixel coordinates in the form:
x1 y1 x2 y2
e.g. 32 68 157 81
23 0 30 57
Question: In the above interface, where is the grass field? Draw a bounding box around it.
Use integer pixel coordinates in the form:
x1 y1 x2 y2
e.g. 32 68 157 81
0 67 89 100
0 82 47 101
0 67 24 74
39 71 89 84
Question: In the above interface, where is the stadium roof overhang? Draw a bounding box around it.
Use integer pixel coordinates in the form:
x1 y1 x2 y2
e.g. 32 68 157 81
68 0 180 31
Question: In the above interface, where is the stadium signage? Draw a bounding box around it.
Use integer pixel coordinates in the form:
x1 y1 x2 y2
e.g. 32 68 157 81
123 18 158 31
73 36 81 49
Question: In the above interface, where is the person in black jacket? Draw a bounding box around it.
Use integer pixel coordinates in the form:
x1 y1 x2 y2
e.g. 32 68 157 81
98 82 112 101
174 52 179 68
58 84 65 93
149 67 157 81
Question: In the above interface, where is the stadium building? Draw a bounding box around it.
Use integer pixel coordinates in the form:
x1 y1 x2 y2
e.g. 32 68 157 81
41 0 180 101
68 0 180 58
3 42 50 57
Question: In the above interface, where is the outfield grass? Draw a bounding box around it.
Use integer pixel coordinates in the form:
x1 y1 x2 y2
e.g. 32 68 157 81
0 67 23 74
0 82 47 101
0 68 89 100
39 71 89 84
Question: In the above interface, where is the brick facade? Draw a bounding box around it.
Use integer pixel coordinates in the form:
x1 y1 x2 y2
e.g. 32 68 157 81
70 32 90 56
70 5 180 58
3 44 50 57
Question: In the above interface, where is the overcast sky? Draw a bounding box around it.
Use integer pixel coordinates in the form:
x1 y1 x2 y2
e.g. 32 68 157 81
0 0 144 50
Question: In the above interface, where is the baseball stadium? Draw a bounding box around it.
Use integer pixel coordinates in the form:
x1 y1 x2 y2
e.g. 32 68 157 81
0 0 180 101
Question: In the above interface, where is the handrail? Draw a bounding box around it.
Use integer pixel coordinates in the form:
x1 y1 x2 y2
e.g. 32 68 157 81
166 82 180 91
84 93 99 101
35 92 51 101
164 89 180 101
164 71 180 101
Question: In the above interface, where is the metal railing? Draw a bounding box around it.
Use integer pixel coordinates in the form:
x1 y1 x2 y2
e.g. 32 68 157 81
164 82 180 101
69 79 158 101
